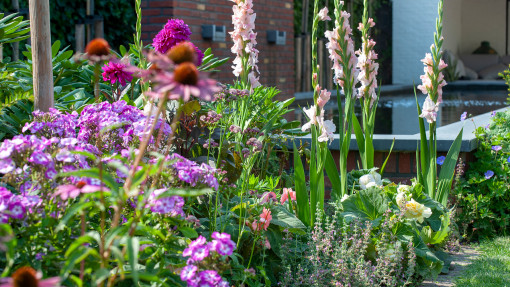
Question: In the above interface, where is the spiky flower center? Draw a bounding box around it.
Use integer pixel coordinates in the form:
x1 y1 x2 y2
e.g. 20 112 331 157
167 42 196 65
174 63 198 86
12 266 39 287
85 38 110 56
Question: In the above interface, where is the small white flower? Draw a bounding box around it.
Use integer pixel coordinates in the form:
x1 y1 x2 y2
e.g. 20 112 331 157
397 185 411 194
359 174 375 190
341 194 349 202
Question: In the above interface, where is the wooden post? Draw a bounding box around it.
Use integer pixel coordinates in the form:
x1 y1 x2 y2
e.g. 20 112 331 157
86 0 94 42
29 0 53 112
75 23 85 52
94 18 104 39
304 34 311 92
295 36 303 93
12 0 20 61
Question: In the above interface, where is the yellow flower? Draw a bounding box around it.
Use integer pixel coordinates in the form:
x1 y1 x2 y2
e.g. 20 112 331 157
404 199 432 223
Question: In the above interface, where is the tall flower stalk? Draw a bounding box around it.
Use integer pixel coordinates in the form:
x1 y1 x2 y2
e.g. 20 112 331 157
324 0 358 198
415 0 463 206
229 0 260 90
352 0 379 170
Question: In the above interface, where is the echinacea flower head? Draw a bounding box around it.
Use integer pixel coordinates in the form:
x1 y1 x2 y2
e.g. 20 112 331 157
404 199 432 223
436 156 446 165
0 266 60 287
84 38 112 63
485 170 494 179
492 145 502 152
153 19 192 54
102 61 134 86
460 111 467 121
166 41 204 66
53 181 107 201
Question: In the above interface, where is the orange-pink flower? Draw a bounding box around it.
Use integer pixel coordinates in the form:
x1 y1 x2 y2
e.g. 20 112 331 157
280 188 296 205
249 208 272 231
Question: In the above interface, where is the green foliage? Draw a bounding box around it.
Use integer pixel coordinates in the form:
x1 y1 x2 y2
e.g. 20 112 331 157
0 1 135 58
0 12 29 47
453 109 510 240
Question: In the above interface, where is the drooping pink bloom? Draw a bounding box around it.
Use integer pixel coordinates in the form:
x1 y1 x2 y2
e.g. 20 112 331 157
316 88 331 109
102 61 134 86
250 207 272 231
229 0 260 88
152 19 192 54
53 181 107 200
317 116 336 144
280 188 296 205
318 7 331 21
325 8 358 98
419 96 439 124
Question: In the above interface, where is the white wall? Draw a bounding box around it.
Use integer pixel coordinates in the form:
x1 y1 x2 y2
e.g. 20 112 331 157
460 0 506 55
443 0 462 54
392 0 439 85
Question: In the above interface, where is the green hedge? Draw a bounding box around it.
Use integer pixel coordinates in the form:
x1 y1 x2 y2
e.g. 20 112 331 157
0 0 135 58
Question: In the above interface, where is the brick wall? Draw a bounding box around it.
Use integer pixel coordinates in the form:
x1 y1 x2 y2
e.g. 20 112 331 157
141 0 295 99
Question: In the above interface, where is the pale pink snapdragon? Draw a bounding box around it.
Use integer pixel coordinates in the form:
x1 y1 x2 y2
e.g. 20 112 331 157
325 7 359 98
417 50 448 104
318 7 331 21
229 0 260 88
419 96 439 123
356 18 379 106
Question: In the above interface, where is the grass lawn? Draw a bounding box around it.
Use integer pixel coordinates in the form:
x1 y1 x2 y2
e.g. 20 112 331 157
455 237 510 287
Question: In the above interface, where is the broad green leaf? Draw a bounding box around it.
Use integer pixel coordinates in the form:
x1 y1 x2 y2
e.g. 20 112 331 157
127 237 140 283
293 141 310 226
437 128 463 206
270 205 306 233
324 149 341 201
179 226 198 239
342 188 388 226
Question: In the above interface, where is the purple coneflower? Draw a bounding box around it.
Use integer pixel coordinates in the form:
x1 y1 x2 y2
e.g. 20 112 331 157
0 266 59 287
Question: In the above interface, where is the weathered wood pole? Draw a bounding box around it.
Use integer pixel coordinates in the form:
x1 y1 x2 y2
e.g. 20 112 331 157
29 0 54 112
12 0 20 61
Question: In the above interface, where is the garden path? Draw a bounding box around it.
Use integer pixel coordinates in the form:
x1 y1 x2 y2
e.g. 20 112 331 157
421 246 480 287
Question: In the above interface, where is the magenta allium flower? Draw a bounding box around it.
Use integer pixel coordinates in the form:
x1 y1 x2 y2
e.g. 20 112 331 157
102 61 134 86
485 170 494 179
53 181 106 200
153 19 191 54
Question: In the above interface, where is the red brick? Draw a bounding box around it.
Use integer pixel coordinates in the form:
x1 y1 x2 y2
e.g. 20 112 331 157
384 153 397 173
398 153 412 173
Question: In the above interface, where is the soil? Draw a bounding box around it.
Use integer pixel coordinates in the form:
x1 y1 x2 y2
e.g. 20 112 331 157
421 246 480 287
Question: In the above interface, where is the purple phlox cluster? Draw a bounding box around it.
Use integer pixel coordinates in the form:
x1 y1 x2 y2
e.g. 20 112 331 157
169 154 219 190
246 137 263 152
0 186 41 223
78 101 171 153
460 111 468 121
22 108 78 138
200 110 222 126
153 19 192 54
485 170 494 179
102 60 134 86
491 145 502 152
180 233 234 286
436 156 445 166
148 188 185 217
203 139 219 149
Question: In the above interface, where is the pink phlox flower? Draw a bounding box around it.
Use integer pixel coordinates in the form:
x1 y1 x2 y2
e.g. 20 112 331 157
53 181 107 201
419 96 439 124
280 188 296 205
318 7 331 21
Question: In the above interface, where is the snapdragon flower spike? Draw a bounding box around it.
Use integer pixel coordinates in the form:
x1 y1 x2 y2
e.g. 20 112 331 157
356 16 379 106
325 2 359 98
229 0 260 88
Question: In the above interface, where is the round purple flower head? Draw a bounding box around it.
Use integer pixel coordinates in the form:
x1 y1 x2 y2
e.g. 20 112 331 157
102 61 134 86
492 145 502 152
485 170 494 179
460 111 467 121
153 19 192 54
